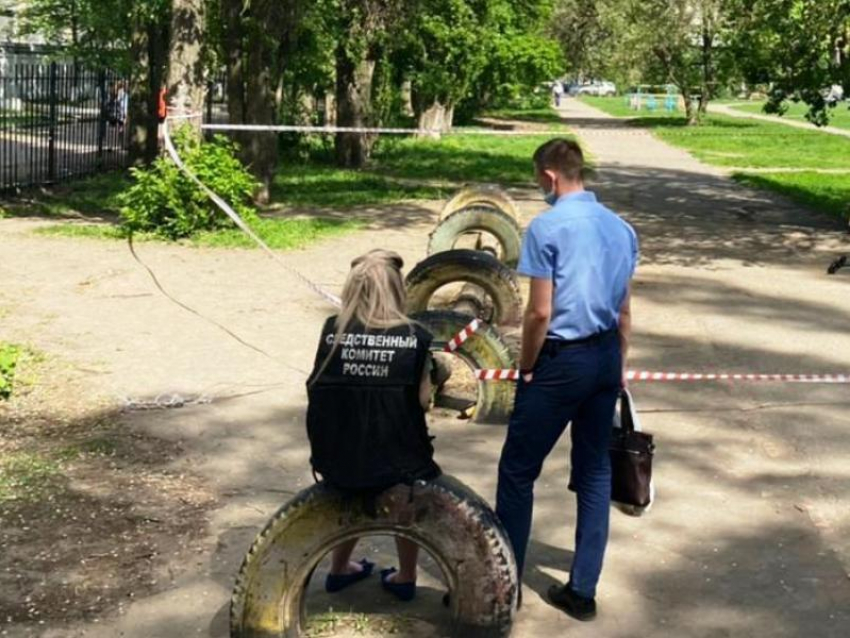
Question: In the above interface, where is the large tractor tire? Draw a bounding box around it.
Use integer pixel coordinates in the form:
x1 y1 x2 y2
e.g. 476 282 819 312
440 185 520 222
230 476 518 638
414 310 516 424
406 250 523 327
429 206 523 268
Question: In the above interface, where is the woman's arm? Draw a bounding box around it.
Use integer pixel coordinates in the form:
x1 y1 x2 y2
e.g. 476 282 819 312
419 352 433 411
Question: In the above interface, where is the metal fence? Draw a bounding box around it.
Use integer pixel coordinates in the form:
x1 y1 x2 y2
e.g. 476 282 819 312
0 61 129 192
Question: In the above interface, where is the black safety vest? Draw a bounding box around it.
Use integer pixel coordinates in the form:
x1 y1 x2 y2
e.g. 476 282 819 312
306 317 440 491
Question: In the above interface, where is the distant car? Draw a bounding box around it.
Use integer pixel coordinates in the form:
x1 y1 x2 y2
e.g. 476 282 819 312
575 81 617 97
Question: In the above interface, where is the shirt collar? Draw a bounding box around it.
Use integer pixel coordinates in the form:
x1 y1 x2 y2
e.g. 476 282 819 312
554 190 597 205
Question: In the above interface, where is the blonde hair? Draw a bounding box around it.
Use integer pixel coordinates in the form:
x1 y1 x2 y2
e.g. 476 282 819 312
310 250 412 385
335 249 411 332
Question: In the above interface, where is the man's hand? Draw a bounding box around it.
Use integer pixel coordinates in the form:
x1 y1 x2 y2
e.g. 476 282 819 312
522 371 534 384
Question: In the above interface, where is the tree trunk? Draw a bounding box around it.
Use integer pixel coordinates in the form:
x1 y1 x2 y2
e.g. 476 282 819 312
244 34 278 204
222 0 246 124
696 23 714 125
167 0 206 137
335 48 377 168
127 19 151 163
146 20 169 159
417 101 447 138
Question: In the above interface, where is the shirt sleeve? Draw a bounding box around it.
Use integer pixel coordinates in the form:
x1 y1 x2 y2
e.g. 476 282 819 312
517 219 555 279
629 225 640 277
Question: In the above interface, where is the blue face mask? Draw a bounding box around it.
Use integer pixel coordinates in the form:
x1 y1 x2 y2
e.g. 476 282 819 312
542 189 558 206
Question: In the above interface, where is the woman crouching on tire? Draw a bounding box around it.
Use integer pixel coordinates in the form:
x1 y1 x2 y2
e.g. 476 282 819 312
306 249 441 602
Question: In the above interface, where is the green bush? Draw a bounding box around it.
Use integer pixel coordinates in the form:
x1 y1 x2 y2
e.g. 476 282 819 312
119 128 259 239
0 343 20 400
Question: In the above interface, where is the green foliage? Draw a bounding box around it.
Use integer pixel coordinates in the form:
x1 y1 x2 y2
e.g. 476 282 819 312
118 129 259 239
731 0 850 126
396 0 490 111
0 343 21 400
482 33 564 108
458 0 563 114
17 0 170 69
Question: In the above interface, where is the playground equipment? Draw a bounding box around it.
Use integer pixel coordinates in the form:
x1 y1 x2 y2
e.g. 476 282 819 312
439 185 520 222
230 476 518 638
415 310 516 425
626 85 682 113
405 250 523 327
428 205 523 267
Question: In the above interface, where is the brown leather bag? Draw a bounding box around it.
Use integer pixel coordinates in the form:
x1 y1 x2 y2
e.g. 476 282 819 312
610 389 655 511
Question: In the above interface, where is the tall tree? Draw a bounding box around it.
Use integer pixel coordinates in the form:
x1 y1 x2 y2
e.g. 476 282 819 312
395 0 490 133
552 0 739 124
167 0 207 135
733 0 850 125
333 0 400 167
19 0 170 164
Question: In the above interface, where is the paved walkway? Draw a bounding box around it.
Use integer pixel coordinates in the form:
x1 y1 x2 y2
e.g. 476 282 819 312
711 102 850 139
2 99 850 638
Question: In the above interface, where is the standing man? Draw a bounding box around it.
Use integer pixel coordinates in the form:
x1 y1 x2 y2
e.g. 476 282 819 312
552 80 564 107
496 138 638 621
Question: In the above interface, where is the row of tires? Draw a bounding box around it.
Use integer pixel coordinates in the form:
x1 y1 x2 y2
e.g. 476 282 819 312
409 186 526 424
230 187 528 638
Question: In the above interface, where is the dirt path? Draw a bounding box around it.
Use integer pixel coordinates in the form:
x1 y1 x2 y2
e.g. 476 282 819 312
710 102 850 138
3 99 850 637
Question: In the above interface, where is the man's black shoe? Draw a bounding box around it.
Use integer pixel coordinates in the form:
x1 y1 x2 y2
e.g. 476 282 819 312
547 583 596 621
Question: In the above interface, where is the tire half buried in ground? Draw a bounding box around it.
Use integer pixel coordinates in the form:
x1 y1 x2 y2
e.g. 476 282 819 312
230 476 518 638
440 185 520 222
406 250 523 327
428 206 523 268
414 310 516 425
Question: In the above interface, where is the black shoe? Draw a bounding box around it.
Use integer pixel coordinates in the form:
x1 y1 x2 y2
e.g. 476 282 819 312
547 583 596 621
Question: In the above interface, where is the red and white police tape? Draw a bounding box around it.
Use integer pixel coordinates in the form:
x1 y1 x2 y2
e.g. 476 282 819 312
444 318 483 353
472 370 850 383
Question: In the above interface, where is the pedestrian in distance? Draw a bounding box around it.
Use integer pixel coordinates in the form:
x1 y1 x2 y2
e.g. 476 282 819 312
552 80 564 107
306 249 442 602
495 138 639 621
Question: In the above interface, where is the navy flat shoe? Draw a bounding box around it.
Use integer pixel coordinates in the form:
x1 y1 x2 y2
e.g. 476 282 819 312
324 559 375 593
380 567 416 602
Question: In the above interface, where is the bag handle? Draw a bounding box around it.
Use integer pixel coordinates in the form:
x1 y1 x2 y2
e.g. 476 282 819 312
620 388 637 433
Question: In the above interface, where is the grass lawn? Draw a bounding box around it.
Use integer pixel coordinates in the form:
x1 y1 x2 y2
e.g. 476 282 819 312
34 216 361 250
579 96 850 219
275 123 569 206
479 106 565 125
729 101 850 131
579 95 682 119
0 173 129 220
732 172 850 219
7 106 568 245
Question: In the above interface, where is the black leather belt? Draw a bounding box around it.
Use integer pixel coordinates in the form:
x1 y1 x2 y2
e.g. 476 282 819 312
543 329 617 352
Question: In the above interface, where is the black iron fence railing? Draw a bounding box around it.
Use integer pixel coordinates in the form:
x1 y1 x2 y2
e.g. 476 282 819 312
0 61 129 192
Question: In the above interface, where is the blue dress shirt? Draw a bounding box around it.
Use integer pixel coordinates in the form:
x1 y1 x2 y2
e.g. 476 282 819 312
517 191 639 340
